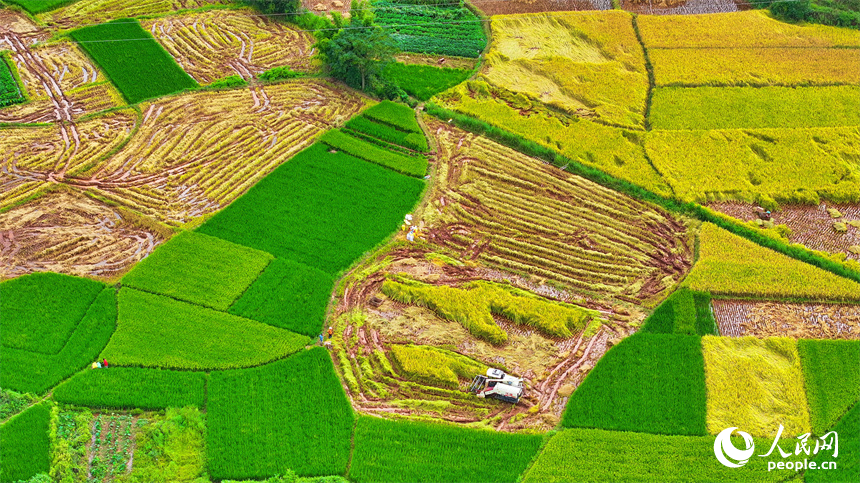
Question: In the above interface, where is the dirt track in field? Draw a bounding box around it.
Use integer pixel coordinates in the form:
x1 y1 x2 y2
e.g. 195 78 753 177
0 191 164 280
712 299 860 339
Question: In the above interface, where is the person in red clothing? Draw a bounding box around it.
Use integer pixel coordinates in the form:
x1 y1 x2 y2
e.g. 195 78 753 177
102 358 109 368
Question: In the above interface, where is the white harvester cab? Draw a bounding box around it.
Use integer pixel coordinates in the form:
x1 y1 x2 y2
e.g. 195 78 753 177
468 368 524 404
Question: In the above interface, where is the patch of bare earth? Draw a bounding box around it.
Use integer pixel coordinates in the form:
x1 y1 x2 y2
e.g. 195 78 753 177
712 299 860 339
620 0 748 14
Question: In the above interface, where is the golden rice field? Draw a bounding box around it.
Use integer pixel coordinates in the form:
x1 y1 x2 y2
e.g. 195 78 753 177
141 9 314 85
40 0 233 29
703 336 811 438
12 41 106 95
650 48 860 87
683 223 860 301
483 11 648 128
637 10 860 48
646 127 860 204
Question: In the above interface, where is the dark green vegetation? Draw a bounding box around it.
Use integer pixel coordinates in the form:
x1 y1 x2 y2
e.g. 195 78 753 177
208 75 248 89
2 0 74 14
344 115 429 151
53 367 207 409
0 401 51 483
383 62 471 101
349 416 543 483
765 0 860 28
69 19 198 104
1 272 104 354
207 348 353 479
0 389 36 421
374 2 486 58
198 142 424 274
258 65 301 82
100 288 309 370
229 258 334 337
798 339 860 434
640 289 718 336
805 401 859 483
362 100 422 133
0 53 25 108
562 333 708 436
320 129 428 177
1 287 117 394
51 408 93 483
523 428 794 483
128 407 207 483
122 231 273 311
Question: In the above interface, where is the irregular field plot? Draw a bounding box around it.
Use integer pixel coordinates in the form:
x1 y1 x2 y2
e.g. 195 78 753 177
683 223 860 301
473 0 609 15
198 142 425 274
374 2 486 58
0 272 104 353
619 0 741 15
1 286 116 394
100 288 309 370
703 336 811 438
484 11 648 128
523 428 794 483
4 0 72 14
320 129 428 177
646 127 860 204
122 231 273 310
207 348 353 479
349 416 543 483
805 402 860 483
0 401 51 483
53 367 207 409
41 0 232 29
712 299 860 339
650 86 860 130
81 81 364 225
70 19 198 104
426 120 690 300
142 9 313 84
637 10 860 48
0 53 24 108
229 258 334 337
11 41 106 98
797 339 860 434
383 62 470 102
649 48 860 87
561 333 708 436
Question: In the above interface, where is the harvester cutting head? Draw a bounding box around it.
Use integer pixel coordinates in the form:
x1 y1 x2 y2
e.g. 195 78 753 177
468 368 524 404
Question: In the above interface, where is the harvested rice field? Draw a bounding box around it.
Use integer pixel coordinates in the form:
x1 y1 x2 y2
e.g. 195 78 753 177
712 299 860 339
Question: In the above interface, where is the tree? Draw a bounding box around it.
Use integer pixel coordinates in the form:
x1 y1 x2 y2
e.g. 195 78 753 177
770 0 811 21
317 1 399 92
244 0 302 15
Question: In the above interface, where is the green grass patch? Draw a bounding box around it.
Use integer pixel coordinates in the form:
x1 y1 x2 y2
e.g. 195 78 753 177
69 19 198 104
197 142 424 275
127 407 207 483
798 339 860 435
100 288 309 370
703 336 811 438
207 348 354 479
0 401 51 483
228 258 334 338
344 116 429 152
561 333 708 436
805 401 859 483
640 289 718 336
349 415 543 483
3 0 77 14
0 52 25 108
362 100 422 133
123 231 273 311
1 272 104 354
53 367 207 409
1 287 117 395
320 129 428 177
650 86 860 130
383 62 471 101
522 428 795 483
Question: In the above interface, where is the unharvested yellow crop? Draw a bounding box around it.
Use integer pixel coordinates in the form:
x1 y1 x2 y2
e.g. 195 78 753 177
703 336 811 438
638 10 860 48
484 11 648 128
390 344 487 389
684 223 860 300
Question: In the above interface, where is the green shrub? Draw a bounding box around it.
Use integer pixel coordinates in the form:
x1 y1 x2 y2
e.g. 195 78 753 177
69 19 198 103
53 368 207 409
0 389 37 421
100 289 309 370
349 416 542 483
797 339 860 435
344 116 429 151
562 333 708 436
383 62 471 101
207 75 248 89
197 142 425 275
229 258 334 337
259 66 301 82
1 272 104 354
123 231 273 311
207 348 354 479
126 407 206 483
50 407 92 483
1 288 117 394
0 401 51 482
320 129 428 177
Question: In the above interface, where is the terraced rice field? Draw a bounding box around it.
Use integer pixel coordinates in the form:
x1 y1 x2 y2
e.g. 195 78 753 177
712 299 860 339
40 0 233 29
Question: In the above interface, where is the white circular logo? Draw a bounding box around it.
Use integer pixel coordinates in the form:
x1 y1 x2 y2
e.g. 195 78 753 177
714 427 755 468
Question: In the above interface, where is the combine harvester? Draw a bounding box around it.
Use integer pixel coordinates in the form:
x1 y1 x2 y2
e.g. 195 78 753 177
468 368 524 404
